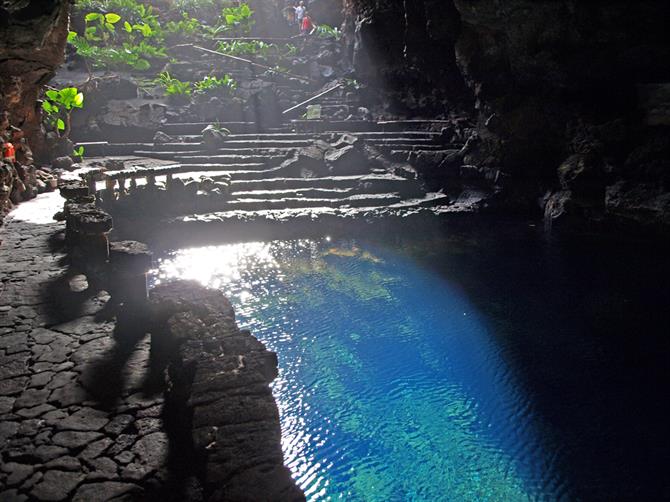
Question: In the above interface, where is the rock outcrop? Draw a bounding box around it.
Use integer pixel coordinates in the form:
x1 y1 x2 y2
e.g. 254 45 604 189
0 0 71 161
344 0 670 232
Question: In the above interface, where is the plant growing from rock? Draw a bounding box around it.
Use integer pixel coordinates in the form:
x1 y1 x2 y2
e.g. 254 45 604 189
156 72 192 104
193 75 238 95
315 24 342 40
41 88 85 139
209 3 254 37
164 12 204 41
72 145 85 161
68 3 166 72
82 11 122 43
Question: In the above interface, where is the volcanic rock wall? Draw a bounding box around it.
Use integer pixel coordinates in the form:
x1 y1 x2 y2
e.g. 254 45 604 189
0 1 71 160
344 0 670 231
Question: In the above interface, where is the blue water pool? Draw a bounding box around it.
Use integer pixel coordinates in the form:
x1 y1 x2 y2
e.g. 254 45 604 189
150 231 670 501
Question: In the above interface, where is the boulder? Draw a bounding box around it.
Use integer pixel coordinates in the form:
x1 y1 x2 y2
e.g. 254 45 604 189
201 125 229 150
152 131 173 145
52 156 74 171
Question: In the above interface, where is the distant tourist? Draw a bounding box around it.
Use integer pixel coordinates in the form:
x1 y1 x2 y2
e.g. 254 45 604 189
301 10 315 35
294 1 306 30
283 3 296 26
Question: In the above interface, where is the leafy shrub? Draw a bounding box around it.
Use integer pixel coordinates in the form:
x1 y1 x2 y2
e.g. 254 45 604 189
42 88 85 138
209 3 254 36
76 0 162 38
216 40 298 60
194 75 238 95
315 24 342 40
73 146 85 160
164 13 203 39
156 72 192 96
68 6 166 71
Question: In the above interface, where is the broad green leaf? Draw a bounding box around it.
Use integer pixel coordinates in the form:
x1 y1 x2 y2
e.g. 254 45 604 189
105 22 115 31
61 88 77 102
67 31 78 42
85 12 101 22
105 13 121 24
41 101 52 113
225 14 236 25
74 93 84 107
45 90 59 101
124 21 132 32
56 119 65 131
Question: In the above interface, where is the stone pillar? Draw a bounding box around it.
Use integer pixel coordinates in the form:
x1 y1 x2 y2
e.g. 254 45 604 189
118 176 126 198
59 181 91 245
70 208 113 269
109 240 153 308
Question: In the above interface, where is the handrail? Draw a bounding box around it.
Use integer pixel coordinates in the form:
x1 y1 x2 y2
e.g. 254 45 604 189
282 83 343 115
191 45 315 83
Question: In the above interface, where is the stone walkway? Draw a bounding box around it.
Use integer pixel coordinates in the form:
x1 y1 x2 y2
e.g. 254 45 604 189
0 193 168 500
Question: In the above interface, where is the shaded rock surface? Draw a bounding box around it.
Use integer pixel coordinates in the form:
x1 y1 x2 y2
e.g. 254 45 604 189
343 0 670 232
152 281 305 502
0 0 71 161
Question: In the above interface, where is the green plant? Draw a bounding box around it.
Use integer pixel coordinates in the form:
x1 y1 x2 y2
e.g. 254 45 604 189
76 0 162 38
73 146 85 160
193 75 237 94
217 40 297 57
41 88 85 138
343 78 362 90
156 71 192 96
69 6 166 71
83 11 122 43
170 0 230 20
209 3 254 36
315 24 342 40
164 13 203 38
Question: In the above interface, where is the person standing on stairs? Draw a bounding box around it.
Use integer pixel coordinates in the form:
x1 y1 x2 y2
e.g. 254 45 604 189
301 10 316 35
282 0 296 27
294 1 306 33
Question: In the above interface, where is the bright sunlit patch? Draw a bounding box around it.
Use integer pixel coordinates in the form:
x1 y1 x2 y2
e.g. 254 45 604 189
9 192 63 225
152 241 277 289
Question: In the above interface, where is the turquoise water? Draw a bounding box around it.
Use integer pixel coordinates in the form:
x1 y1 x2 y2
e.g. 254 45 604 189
150 232 670 501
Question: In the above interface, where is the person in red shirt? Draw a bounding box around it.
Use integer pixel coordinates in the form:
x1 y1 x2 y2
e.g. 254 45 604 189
301 10 315 35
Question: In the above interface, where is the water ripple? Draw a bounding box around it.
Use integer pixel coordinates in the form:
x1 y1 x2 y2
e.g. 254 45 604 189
149 239 562 501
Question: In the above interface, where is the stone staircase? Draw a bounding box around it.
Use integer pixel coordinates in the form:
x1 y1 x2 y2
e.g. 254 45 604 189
68 43 472 242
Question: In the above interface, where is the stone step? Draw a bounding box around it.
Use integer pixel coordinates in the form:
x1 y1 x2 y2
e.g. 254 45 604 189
173 154 286 165
160 122 287 135
231 182 424 201
230 172 418 192
202 192 405 212
133 147 296 158
168 192 452 224
104 163 267 180
228 173 412 191
231 187 354 199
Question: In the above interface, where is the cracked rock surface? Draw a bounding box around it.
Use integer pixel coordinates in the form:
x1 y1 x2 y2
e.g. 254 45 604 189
0 193 160 500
